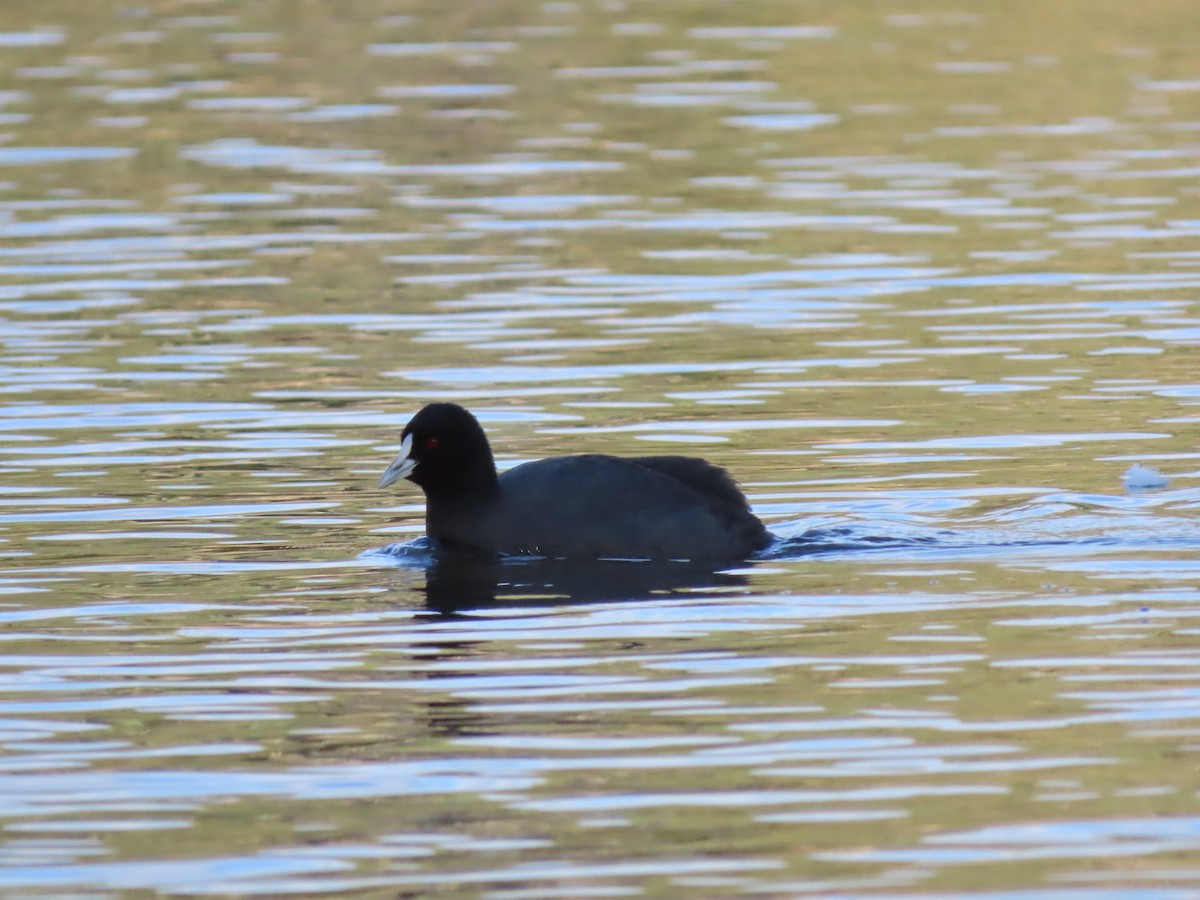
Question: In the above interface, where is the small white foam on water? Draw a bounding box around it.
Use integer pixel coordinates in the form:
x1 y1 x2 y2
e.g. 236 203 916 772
1122 463 1170 491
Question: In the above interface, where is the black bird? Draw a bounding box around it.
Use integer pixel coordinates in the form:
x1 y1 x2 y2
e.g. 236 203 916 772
378 402 770 561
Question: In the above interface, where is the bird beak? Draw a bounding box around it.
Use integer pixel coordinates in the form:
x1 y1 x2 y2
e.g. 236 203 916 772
378 433 416 487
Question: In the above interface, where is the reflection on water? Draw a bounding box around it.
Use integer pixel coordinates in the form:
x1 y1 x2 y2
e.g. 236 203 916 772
413 551 752 615
2 0 1200 894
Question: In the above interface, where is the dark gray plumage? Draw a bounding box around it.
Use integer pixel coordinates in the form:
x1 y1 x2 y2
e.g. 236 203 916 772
379 403 770 561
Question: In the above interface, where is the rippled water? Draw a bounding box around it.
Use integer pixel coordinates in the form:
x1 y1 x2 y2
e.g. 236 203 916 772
3 0 1200 895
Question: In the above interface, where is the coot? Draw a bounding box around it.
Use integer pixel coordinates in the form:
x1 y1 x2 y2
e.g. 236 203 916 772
378 403 770 560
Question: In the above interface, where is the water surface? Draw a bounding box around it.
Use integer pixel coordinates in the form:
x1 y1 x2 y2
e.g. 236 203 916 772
3 0 1200 895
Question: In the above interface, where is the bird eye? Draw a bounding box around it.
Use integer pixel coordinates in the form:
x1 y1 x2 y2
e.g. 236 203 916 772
425 437 440 450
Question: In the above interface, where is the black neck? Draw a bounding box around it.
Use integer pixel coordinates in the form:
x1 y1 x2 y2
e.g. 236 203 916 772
415 460 498 502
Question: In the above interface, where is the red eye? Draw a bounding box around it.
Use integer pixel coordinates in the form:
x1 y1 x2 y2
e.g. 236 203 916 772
425 437 439 450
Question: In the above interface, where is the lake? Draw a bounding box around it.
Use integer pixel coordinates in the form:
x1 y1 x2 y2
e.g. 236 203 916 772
3 0 1200 895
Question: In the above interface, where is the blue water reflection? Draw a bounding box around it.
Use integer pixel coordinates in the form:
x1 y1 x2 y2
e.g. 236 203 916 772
2 0 1200 894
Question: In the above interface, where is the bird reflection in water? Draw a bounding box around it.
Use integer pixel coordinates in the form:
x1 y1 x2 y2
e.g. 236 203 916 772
421 551 750 616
